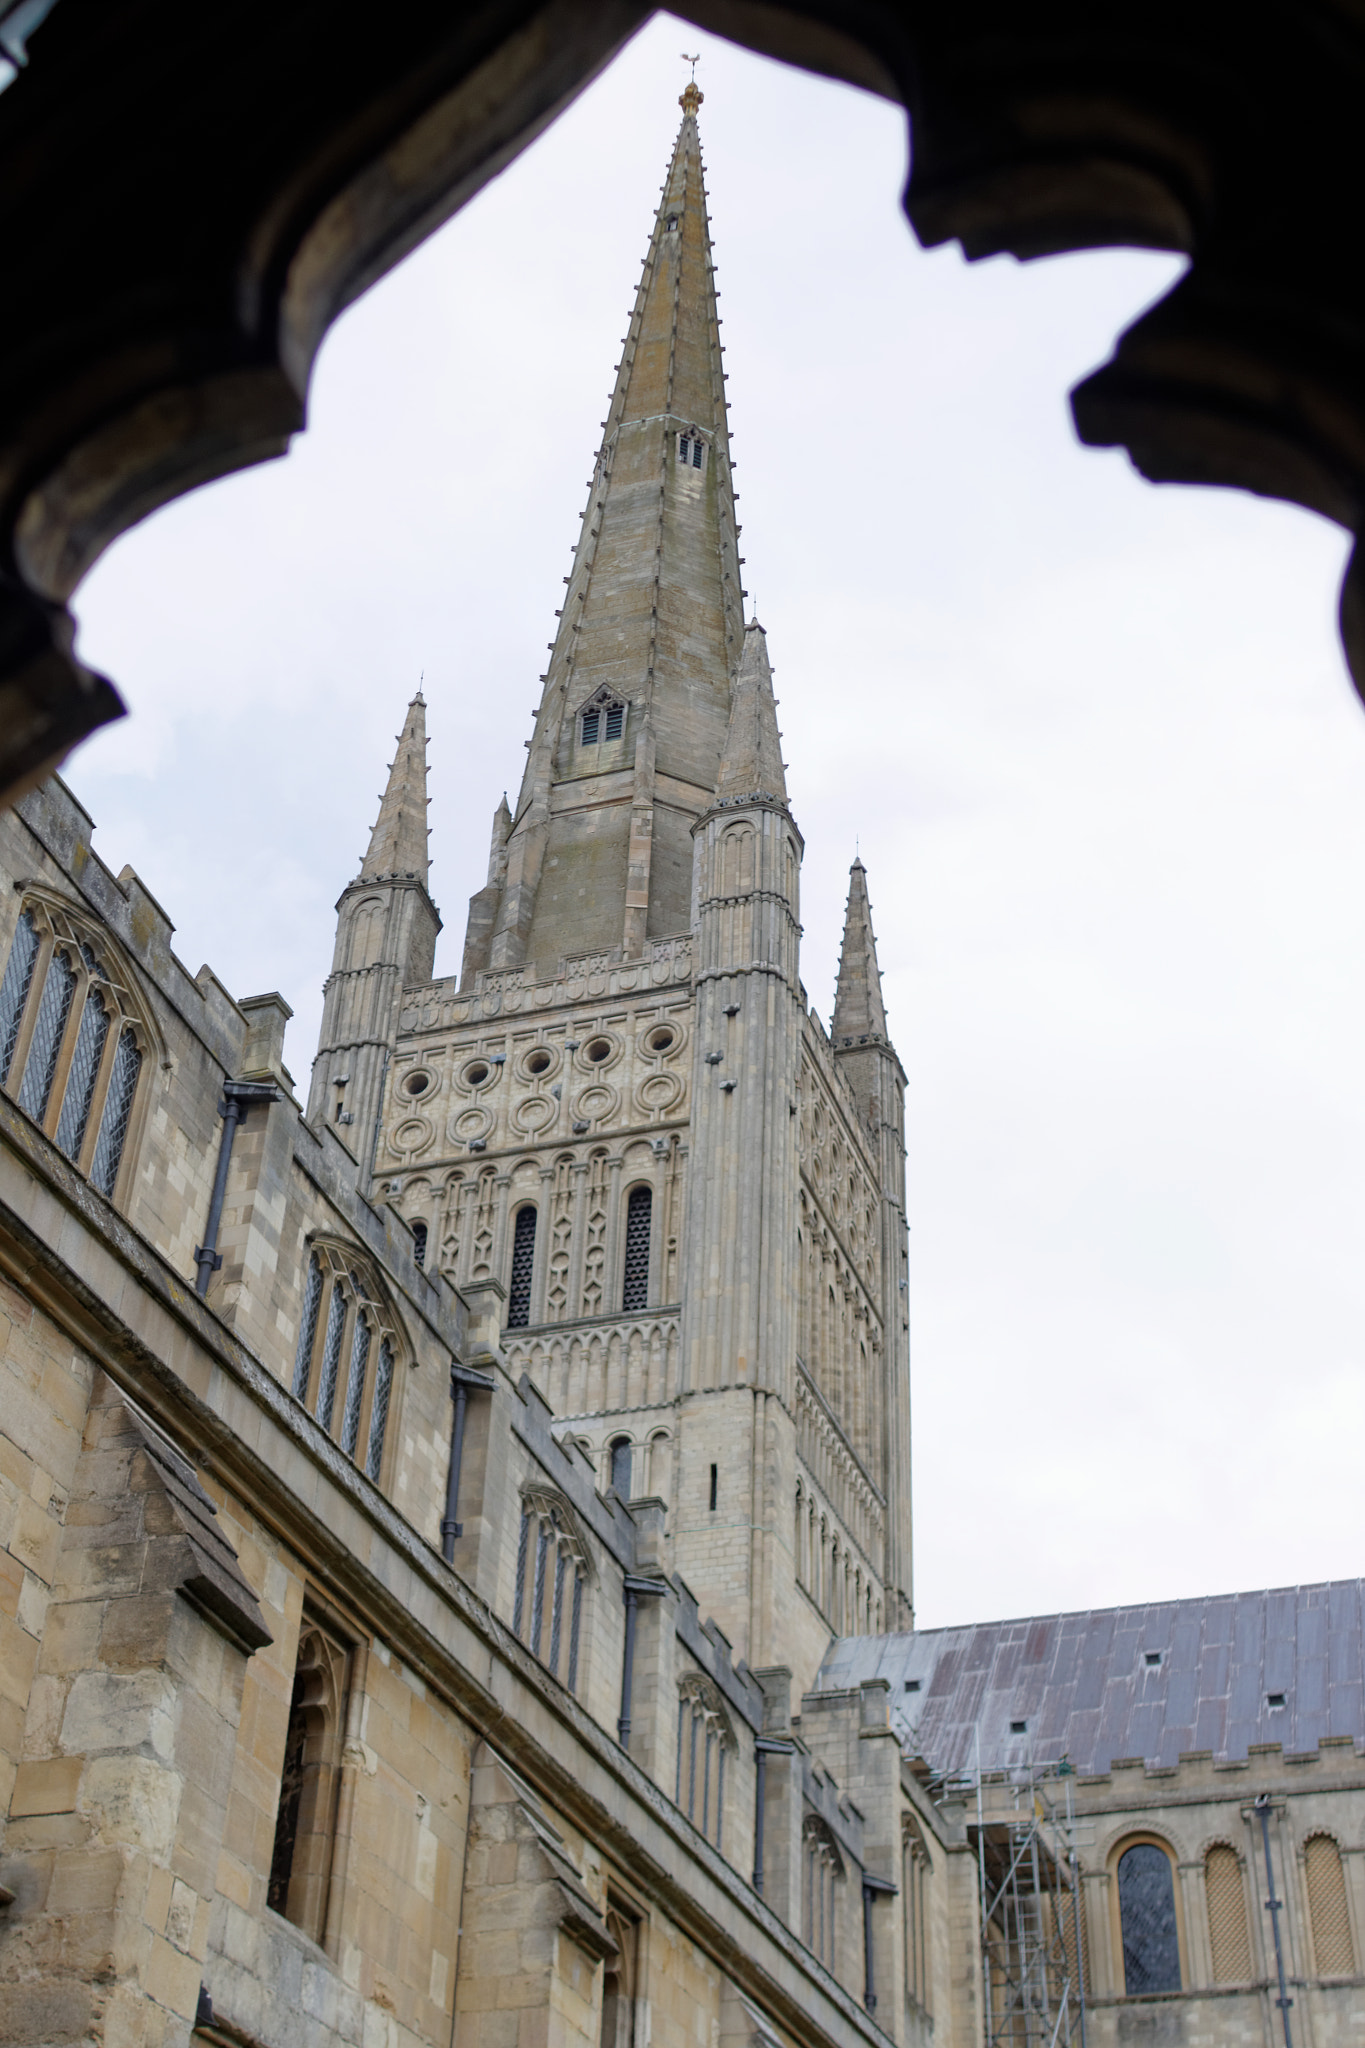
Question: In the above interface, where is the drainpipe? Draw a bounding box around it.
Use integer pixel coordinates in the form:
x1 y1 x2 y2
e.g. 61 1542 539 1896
194 1080 280 1294
440 1363 495 1563
618 1575 668 1747
861 1871 897 2012
752 1735 795 1895
1255 1794 1294 2048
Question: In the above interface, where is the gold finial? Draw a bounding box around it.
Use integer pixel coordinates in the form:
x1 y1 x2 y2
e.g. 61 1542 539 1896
679 52 702 115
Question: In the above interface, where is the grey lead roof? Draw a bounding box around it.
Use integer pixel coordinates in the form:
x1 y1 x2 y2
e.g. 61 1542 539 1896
817 1580 1365 1777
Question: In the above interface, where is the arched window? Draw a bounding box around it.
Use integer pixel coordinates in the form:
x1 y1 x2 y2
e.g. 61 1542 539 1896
802 1815 843 1970
676 1677 733 1848
903 1819 933 2015
1305 1833 1355 1976
1204 1843 1251 1983
507 1204 536 1327
0 902 151 1201
267 1618 351 1941
410 1218 428 1269
622 1184 651 1310
579 689 625 747
512 1489 588 1695
290 1244 403 1482
1117 1841 1181 1995
609 1435 632 1499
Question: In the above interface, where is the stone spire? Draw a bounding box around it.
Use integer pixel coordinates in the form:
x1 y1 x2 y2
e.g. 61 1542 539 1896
462 88 746 982
362 692 430 882
832 858 889 1043
715 618 785 804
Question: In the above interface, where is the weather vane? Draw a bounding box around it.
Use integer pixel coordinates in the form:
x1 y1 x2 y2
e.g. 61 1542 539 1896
681 51 700 79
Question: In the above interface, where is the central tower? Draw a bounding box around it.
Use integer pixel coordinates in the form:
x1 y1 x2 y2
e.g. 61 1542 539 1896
348 86 914 1695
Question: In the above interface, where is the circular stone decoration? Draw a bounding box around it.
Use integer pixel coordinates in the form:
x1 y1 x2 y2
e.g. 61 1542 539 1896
514 1095 555 1133
575 1032 621 1072
392 1116 435 1160
573 1084 619 1127
636 1072 683 1116
450 1106 495 1145
521 1046 558 1080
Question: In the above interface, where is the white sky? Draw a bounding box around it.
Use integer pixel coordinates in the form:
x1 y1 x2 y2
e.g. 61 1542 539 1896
71 17 1365 1633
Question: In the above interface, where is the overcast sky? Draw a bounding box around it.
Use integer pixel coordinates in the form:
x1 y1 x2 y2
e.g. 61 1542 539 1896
71 17 1364 1633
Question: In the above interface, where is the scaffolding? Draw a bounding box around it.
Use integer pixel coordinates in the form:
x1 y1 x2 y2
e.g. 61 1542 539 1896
969 1755 1091 2048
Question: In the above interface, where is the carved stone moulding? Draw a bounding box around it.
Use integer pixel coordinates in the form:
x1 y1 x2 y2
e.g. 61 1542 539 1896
5 0 1365 804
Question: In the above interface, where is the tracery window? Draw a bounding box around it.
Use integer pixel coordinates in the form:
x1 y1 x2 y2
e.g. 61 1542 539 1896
803 1814 843 1971
512 1488 588 1695
267 1617 351 1943
580 692 625 747
622 1184 651 1310
508 1203 537 1327
291 1243 402 1482
1117 1840 1181 1995
0 900 151 1200
676 1676 732 1848
1305 1832 1355 1977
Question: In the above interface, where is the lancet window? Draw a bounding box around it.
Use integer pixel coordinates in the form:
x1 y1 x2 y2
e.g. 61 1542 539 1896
0 899 152 1203
291 1242 403 1483
903 1819 933 2016
508 1203 537 1327
512 1488 588 1695
622 1184 652 1310
268 1617 351 1942
678 432 704 469
803 1814 843 1971
676 1676 732 1848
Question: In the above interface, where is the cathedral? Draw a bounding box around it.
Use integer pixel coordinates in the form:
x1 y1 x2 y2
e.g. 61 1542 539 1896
0 84 1362 2048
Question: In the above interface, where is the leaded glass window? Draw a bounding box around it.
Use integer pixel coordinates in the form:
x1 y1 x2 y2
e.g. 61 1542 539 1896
512 1490 587 1696
0 910 38 1081
291 1242 404 1483
90 1029 141 1196
508 1204 536 1328
55 979 110 1160
622 1186 651 1310
677 1681 731 1847
610 1436 632 1498
0 901 150 1201
366 1340 393 1481
1118 1842 1181 1995
18 946 75 1121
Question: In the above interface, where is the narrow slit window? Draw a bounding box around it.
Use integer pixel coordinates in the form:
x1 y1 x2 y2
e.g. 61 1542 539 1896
581 708 600 746
365 1339 394 1481
340 1309 371 1457
411 1219 427 1269
293 1255 323 1400
90 1028 141 1196
604 702 624 742
315 1282 348 1430
622 1185 651 1310
19 946 75 1122
0 909 39 1082
508 1204 537 1327
55 979 109 1160
610 1436 632 1499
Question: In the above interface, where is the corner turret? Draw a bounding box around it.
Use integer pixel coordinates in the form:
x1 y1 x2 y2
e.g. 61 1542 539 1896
309 692 442 1178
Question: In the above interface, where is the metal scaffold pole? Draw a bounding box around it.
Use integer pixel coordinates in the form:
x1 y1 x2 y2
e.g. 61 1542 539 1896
969 1742 1091 2048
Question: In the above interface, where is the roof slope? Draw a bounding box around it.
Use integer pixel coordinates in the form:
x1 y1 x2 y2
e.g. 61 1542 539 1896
818 1580 1365 1775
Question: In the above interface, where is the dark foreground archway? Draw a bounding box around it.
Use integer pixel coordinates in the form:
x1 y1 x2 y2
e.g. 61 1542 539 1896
2 0 1363 800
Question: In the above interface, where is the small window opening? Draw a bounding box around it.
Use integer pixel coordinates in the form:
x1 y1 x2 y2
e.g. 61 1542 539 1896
708 1463 718 1512
527 1049 552 1074
666 214 678 231
581 708 600 745
411 1220 427 1269
1144 1651 1163 1668
648 1026 675 1052
508 1205 537 1328
605 702 624 741
622 1185 651 1311
1267 1691 1286 1709
678 433 705 470
904 1678 921 1694
610 1436 632 1499
466 1060 489 1086
585 1037 612 1063
1010 1719 1028 1735
404 1071 429 1096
